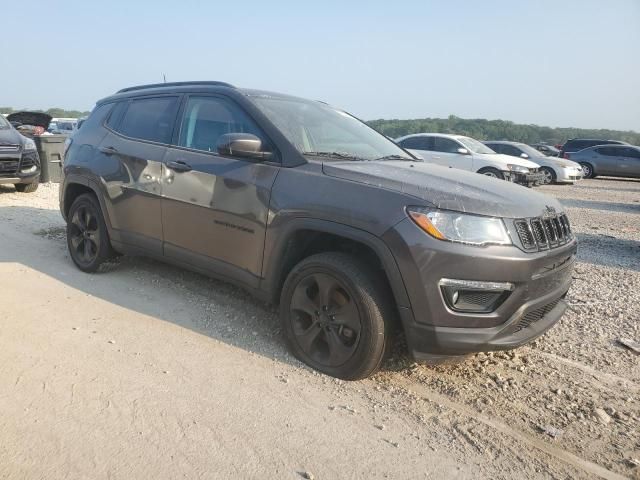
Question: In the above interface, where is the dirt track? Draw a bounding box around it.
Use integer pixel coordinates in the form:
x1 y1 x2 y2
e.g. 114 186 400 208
0 179 638 479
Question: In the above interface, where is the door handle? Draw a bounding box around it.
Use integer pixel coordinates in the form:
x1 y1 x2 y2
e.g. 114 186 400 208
99 146 118 155
167 160 192 172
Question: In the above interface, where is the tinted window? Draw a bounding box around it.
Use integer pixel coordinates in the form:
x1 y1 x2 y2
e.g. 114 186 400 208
106 101 127 129
501 145 524 157
400 136 430 150
485 143 502 153
81 103 114 131
117 96 179 143
432 137 462 154
622 147 640 159
178 96 265 153
596 146 624 157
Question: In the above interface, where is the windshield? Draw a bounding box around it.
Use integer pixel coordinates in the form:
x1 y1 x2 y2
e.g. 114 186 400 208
251 96 413 161
0 115 10 130
516 143 544 158
457 136 496 154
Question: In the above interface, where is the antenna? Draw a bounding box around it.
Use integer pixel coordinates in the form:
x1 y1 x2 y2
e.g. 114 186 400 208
163 74 167 83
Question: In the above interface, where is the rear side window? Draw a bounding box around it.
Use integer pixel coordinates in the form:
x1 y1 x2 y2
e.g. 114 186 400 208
400 136 430 150
116 96 179 144
177 96 266 153
486 143 502 153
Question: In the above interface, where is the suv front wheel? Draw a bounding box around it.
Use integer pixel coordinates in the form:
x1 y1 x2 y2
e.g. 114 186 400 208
280 252 391 380
66 193 114 272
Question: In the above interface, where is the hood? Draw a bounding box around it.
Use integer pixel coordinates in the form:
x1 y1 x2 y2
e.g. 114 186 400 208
322 160 564 218
6 112 52 129
0 125 24 145
477 152 540 169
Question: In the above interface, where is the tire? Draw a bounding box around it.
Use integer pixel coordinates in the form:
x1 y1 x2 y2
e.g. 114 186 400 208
66 193 114 273
540 167 556 185
15 181 39 193
477 167 504 180
580 162 595 179
280 252 392 380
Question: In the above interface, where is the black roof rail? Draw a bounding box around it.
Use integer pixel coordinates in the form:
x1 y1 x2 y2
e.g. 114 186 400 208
116 81 235 94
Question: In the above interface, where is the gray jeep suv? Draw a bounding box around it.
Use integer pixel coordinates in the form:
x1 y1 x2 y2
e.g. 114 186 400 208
60 82 576 379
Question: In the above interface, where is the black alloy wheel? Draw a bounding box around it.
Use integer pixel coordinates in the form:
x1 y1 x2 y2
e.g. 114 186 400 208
289 272 362 367
66 193 114 272
69 205 101 266
280 252 391 380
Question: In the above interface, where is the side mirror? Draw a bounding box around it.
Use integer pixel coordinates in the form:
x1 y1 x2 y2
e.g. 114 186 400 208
520 153 529 159
457 147 469 155
216 133 272 161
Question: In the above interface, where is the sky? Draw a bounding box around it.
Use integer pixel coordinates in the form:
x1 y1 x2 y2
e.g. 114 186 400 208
1 0 639 131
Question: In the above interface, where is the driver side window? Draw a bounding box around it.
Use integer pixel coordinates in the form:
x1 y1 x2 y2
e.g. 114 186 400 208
433 137 462 154
178 96 266 153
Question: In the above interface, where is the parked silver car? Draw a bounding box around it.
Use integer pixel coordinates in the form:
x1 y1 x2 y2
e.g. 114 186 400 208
566 144 640 179
484 141 583 184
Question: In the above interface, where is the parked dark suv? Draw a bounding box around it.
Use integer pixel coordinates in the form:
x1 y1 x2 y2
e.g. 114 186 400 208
0 114 41 192
60 82 577 379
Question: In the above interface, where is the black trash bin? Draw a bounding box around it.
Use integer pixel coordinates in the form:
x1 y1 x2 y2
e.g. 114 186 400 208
33 135 66 183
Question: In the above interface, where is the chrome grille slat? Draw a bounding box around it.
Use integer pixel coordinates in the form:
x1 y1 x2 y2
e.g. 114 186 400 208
514 214 572 252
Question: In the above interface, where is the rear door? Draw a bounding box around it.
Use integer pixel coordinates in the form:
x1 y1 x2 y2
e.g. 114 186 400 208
161 94 279 286
97 95 179 254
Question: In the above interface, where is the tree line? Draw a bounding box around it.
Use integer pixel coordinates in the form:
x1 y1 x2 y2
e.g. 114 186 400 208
367 115 640 146
0 107 91 118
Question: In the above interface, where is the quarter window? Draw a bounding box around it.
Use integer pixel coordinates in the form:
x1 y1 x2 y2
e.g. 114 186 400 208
178 96 265 153
116 96 179 144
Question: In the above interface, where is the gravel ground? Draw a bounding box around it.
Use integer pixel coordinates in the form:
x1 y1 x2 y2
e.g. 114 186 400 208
0 178 638 479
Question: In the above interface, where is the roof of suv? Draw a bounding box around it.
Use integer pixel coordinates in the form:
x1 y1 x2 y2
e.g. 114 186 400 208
100 81 317 106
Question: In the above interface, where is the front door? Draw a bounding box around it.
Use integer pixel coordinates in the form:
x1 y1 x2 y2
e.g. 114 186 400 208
161 95 279 286
431 137 472 171
618 147 640 177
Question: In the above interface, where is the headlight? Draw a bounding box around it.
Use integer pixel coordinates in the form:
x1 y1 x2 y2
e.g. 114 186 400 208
506 164 529 174
407 208 512 246
22 138 37 152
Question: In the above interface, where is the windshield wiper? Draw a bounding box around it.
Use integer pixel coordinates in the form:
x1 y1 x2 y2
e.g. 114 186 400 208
302 151 361 160
375 154 418 162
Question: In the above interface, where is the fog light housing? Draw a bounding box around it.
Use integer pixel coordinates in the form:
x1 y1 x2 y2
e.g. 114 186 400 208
439 279 514 313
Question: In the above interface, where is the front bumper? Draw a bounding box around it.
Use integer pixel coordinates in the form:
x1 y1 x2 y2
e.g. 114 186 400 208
0 150 40 184
509 171 546 187
384 217 577 359
556 168 583 183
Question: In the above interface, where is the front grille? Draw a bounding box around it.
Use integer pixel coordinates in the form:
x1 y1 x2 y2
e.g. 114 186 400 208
0 159 20 177
529 168 539 173
513 299 561 332
0 144 20 153
513 213 572 251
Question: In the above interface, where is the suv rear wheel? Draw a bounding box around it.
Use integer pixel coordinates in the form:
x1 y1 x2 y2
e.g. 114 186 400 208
66 193 114 272
280 252 391 380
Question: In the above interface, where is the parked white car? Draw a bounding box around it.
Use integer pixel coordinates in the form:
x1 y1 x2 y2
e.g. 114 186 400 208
396 133 544 187
484 141 583 184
